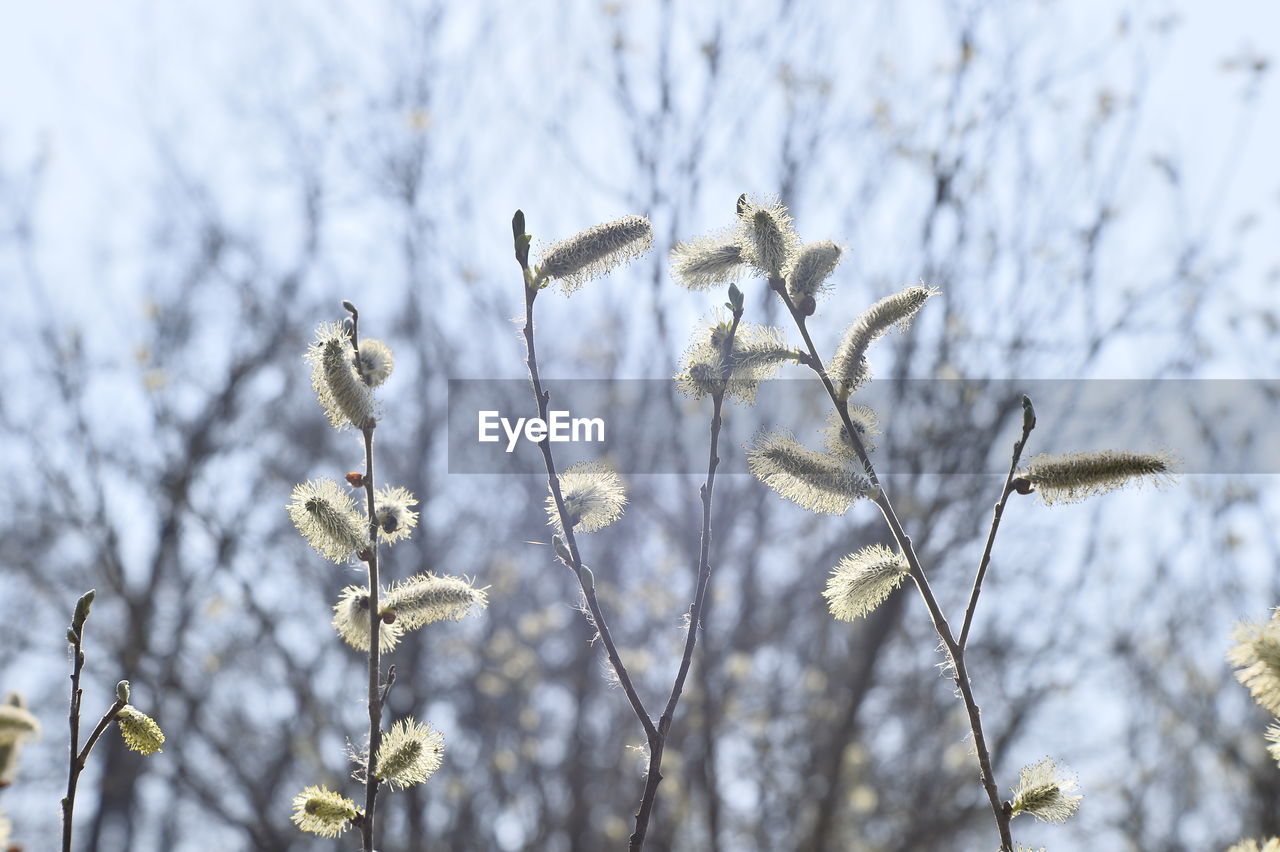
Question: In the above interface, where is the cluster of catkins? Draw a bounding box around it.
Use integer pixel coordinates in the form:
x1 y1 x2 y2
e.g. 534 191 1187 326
286 320 486 838
526 196 1187 847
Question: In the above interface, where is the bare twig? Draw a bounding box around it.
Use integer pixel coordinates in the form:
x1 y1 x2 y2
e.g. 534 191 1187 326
62 629 88 852
629 306 743 850
959 397 1036 650
518 280 656 745
62 591 127 852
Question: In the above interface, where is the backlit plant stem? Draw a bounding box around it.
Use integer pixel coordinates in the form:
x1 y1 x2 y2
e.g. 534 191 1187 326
345 302 387 852
768 277 1015 851
960 401 1035 650
62 612 127 852
629 308 742 850
519 278 658 746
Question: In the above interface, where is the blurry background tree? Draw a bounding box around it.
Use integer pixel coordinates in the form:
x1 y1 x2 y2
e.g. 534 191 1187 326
1 0 1278 849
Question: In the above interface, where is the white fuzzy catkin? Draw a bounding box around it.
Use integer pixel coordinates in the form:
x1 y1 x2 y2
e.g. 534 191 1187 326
736 195 798 278
823 544 909 620
1020 450 1174 505
830 285 936 397
746 431 870 515
332 585 403 653
373 485 419 545
547 461 628 533
823 406 881 458
1227 840 1280 852
669 231 747 290
538 215 653 293
1229 609 1280 715
304 322 377 430
355 338 395 387
785 240 844 303
383 573 488 631
0 704 39 747
287 478 368 563
1009 758 1082 824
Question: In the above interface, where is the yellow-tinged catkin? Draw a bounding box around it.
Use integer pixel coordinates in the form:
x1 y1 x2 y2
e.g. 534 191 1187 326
823 545 909 621
1229 609 1280 715
116 705 164 755
383 573 487 631
291 785 360 838
669 230 746 290
374 717 445 790
830 285 936 397
538 215 653 292
1020 450 1174 504
547 461 627 533
1009 757 1081 824
288 478 368 563
746 431 870 515
332 585 403 653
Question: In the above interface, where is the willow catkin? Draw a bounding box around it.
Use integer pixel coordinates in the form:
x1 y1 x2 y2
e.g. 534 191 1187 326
830 285 936 398
538 215 653 292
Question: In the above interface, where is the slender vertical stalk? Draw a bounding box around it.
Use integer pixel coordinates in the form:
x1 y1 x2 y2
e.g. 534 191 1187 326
630 309 742 850
768 277 1015 850
960 400 1035 650
519 284 656 743
513 212 735 848
62 616 127 852
360 425 383 851
61 632 86 852
346 303 385 852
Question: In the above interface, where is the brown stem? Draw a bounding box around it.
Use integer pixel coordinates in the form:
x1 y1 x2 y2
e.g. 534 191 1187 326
629 309 742 850
769 277 1014 850
346 301 385 852
520 283 656 744
959 408 1035 650
62 630 126 852
76 699 127 769
61 636 85 852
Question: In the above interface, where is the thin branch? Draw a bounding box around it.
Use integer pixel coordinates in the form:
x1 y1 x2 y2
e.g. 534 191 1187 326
959 400 1035 649
61 633 86 852
629 307 742 851
768 276 1015 851
76 699 127 770
519 281 657 743
346 300 386 852
62 596 126 852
